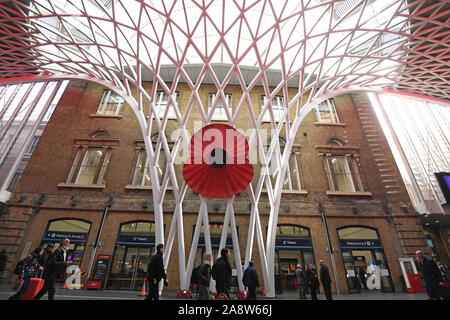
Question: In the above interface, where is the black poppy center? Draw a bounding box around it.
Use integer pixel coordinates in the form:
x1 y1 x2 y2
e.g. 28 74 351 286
209 148 228 168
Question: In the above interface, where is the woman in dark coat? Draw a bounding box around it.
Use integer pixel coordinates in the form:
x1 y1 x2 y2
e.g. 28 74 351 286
8 247 44 300
306 264 320 300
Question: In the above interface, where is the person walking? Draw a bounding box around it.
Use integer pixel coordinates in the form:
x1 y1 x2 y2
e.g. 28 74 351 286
306 264 320 300
0 249 7 271
198 253 212 300
33 238 73 300
145 243 168 300
295 264 307 299
8 247 44 300
213 248 232 299
319 260 333 300
41 243 54 268
416 250 444 300
242 260 259 300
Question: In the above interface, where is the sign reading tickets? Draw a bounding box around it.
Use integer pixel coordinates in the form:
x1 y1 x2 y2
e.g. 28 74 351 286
117 234 155 244
275 238 313 248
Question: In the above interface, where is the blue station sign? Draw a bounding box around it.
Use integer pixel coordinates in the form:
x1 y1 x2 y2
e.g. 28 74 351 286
44 231 89 242
275 237 313 248
340 239 382 249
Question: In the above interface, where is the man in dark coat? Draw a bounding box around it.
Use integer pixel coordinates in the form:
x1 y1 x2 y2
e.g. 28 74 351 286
242 260 259 300
213 248 232 299
416 250 444 300
34 238 73 300
41 243 54 268
295 264 307 299
145 243 168 300
0 249 7 271
319 260 333 300
306 264 320 300
198 253 212 300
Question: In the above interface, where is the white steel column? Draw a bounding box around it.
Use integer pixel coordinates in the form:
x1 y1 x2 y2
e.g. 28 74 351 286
227 197 244 292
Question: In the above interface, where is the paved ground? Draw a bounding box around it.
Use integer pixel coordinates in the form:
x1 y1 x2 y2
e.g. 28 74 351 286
0 282 429 300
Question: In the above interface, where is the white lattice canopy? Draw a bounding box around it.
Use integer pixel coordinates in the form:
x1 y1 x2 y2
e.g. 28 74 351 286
0 0 448 297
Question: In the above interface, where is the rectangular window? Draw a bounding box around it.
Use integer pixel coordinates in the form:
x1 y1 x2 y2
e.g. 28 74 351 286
132 149 151 186
154 91 179 119
314 99 339 123
131 148 167 186
269 149 302 192
262 96 285 122
67 148 111 185
208 93 233 120
97 90 124 115
325 156 363 192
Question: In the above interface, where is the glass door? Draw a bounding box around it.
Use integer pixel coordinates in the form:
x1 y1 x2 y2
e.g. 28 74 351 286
342 251 361 293
108 246 152 291
374 250 394 292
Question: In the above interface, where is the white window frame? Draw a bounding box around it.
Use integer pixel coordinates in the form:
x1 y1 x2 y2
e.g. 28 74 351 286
325 155 364 192
315 99 340 123
97 90 124 115
131 147 167 187
69 147 111 185
132 149 151 187
262 96 285 122
208 93 233 120
154 91 179 119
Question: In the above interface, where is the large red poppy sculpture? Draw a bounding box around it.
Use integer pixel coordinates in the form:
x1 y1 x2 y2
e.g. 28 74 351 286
183 124 254 198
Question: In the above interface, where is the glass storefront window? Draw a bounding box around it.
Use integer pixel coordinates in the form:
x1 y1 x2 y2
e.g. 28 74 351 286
338 226 394 293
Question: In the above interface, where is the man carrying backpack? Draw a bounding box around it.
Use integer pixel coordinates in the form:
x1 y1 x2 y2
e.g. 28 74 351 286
212 248 232 299
197 253 212 300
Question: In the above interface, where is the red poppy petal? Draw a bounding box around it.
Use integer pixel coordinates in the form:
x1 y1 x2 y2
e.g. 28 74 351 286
183 124 254 198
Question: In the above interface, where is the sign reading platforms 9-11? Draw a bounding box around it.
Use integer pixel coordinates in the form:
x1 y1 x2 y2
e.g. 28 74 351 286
44 231 89 242
340 239 382 249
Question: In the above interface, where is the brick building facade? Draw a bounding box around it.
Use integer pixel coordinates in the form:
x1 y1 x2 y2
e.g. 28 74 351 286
0 80 431 294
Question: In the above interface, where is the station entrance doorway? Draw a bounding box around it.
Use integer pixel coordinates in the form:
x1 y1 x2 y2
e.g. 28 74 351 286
338 226 394 293
274 225 315 294
107 221 156 291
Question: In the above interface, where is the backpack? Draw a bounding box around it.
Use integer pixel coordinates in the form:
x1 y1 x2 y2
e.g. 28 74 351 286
191 265 201 285
13 257 28 275
211 260 220 281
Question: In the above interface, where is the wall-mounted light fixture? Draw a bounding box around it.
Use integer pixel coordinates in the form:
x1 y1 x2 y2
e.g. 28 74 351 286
351 206 358 214
141 200 151 209
18 195 27 203
400 205 408 213
213 203 220 211
107 195 115 207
